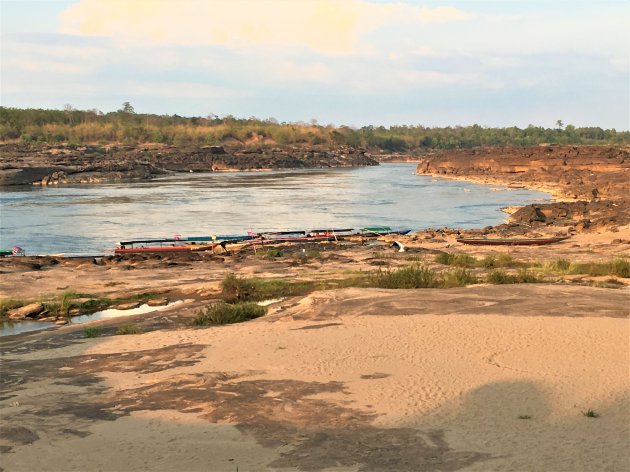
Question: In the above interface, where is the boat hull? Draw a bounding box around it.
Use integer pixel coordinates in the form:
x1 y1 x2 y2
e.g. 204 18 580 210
456 237 569 246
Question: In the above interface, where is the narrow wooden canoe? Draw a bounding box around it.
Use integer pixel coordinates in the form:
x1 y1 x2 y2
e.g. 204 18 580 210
456 236 569 246
114 245 195 254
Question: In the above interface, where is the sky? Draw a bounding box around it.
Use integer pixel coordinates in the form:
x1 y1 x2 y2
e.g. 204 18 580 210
1 0 628 129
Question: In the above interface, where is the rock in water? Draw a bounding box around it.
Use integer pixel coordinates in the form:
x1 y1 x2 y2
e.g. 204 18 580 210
147 298 169 307
7 303 45 320
115 301 142 310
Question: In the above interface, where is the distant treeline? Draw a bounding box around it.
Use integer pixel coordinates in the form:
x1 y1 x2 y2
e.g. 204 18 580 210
1 106 628 151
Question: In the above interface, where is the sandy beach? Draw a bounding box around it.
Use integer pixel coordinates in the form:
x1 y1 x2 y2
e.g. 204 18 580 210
1 283 628 471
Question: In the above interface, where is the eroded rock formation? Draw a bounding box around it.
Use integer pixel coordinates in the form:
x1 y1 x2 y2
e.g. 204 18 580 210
0 143 378 186
417 145 630 232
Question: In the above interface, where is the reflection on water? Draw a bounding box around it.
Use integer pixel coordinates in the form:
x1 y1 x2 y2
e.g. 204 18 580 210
0 320 56 337
69 301 182 324
0 301 182 337
0 164 549 254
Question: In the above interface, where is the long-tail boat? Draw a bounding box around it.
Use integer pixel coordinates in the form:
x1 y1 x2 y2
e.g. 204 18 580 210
114 226 414 254
456 236 569 246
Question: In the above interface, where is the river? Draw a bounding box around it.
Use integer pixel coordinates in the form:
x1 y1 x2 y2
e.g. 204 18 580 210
0 163 549 254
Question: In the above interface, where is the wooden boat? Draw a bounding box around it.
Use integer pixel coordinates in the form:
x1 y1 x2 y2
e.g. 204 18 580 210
183 234 254 242
360 227 412 236
115 245 197 254
456 236 570 246
118 235 252 246
308 228 356 237
253 234 334 245
0 247 25 257
115 226 413 254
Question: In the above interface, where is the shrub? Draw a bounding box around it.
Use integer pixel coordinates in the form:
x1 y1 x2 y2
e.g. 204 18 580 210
487 269 542 284
116 324 142 335
547 258 571 272
261 248 283 259
83 326 102 338
221 273 313 302
515 270 543 283
487 269 514 284
442 268 478 288
435 252 476 267
0 299 25 318
437 252 521 269
567 259 630 277
370 265 439 289
611 258 630 278
194 302 267 326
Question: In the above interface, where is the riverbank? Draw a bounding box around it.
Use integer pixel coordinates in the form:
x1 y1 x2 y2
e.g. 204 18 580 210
1 145 629 471
1 228 629 470
0 143 378 186
417 145 630 234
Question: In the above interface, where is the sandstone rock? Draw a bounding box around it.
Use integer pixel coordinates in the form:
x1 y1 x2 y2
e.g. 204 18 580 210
55 320 68 325
116 301 142 310
7 303 45 320
146 298 169 307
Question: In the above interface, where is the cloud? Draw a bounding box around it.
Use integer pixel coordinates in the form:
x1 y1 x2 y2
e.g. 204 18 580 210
59 0 471 54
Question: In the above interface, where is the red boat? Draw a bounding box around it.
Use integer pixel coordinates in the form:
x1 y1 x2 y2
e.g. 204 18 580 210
114 245 195 254
456 236 569 246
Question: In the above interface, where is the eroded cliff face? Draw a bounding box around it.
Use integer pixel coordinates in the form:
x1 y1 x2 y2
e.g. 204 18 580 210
0 143 378 186
417 145 629 200
417 145 630 232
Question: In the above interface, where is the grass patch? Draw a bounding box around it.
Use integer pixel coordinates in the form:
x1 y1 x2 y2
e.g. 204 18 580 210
42 289 79 317
405 255 423 262
611 259 630 277
221 273 314 302
194 302 267 326
369 265 440 289
435 252 477 267
369 265 479 289
566 259 630 278
441 268 479 288
116 324 142 335
0 299 25 319
546 258 571 272
131 292 161 301
480 254 522 269
83 326 102 338
487 269 543 284
74 297 114 312
260 248 283 259
436 252 524 269
517 414 532 420
582 409 599 418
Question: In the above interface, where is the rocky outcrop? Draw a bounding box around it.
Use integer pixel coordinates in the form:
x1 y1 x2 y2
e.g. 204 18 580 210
417 145 630 200
0 143 379 186
417 145 630 233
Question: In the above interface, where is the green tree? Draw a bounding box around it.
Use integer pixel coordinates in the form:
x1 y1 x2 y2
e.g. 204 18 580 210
118 102 135 114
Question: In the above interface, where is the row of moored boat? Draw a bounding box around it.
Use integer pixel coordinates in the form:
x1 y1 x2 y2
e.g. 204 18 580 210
114 227 412 254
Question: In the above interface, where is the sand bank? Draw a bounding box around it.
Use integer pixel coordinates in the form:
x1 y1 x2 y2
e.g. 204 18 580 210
1 285 628 471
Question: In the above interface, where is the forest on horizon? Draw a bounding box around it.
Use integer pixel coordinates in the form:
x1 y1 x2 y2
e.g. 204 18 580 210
1 105 628 152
